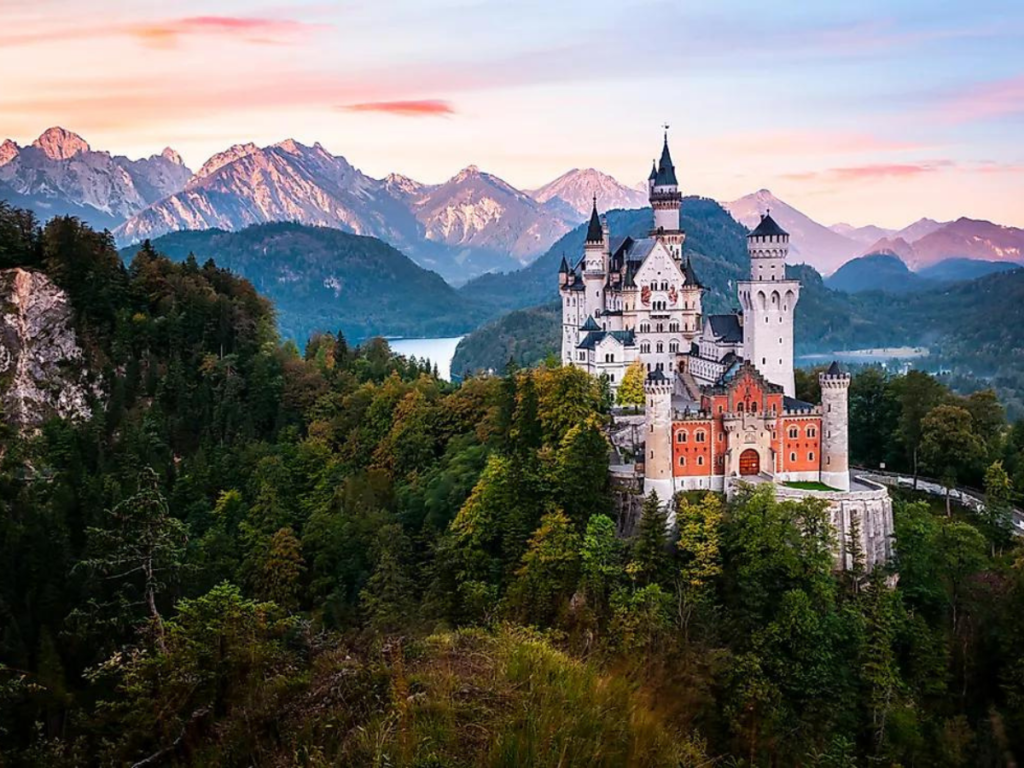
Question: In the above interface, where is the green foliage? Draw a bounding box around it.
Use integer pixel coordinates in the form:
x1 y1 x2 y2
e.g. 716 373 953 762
631 492 669 586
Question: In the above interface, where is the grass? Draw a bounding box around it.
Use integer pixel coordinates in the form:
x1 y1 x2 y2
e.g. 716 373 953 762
784 480 840 492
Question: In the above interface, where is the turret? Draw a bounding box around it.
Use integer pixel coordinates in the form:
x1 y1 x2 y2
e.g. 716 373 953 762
558 255 569 288
739 211 800 396
819 361 851 491
583 197 606 319
643 368 675 505
650 132 681 235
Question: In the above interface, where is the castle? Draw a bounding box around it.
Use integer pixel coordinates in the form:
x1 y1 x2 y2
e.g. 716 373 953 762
559 135 894 569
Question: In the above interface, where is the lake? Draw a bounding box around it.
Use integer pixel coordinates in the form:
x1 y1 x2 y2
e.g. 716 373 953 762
388 336 464 381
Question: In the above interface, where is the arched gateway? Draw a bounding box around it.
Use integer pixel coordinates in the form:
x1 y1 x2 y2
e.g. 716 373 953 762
739 449 760 476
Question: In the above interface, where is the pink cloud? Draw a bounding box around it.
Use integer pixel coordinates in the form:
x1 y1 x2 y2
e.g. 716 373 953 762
342 100 456 117
783 160 956 182
940 76 1024 122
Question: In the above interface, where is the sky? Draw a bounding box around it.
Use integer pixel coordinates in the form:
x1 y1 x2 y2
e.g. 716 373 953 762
1 0 1022 228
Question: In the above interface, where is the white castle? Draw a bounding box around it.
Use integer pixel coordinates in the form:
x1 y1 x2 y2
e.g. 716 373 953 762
559 134 894 569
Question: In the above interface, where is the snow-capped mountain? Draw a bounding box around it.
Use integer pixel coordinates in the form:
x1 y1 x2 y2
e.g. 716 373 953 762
0 128 191 228
115 139 423 250
412 166 575 264
528 168 648 217
724 189 861 274
863 219 1024 270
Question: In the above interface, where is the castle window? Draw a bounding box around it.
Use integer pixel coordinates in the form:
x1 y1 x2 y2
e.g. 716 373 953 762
656 342 664 353
808 451 815 462
737 403 744 413
697 456 705 466
807 426 816 438
788 426 798 439
790 452 796 462
695 431 706 443
679 456 686 467
669 341 679 353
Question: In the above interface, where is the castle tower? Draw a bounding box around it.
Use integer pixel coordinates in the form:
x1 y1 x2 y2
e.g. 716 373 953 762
739 212 800 397
650 132 684 260
583 199 606 321
643 369 675 503
819 361 851 491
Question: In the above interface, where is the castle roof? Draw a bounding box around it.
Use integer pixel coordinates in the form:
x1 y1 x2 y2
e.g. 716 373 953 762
576 329 635 350
654 134 678 187
783 396 816 413
581 315 601 332
748 212 788 238
648 160 657 181
707 314 743 343
647 368 668 383
708 360 784 395
683 258 703 288
586 199 603 243
826 360 843 376
558 255 569 274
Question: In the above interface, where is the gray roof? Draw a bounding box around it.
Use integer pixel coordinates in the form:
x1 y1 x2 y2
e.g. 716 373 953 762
707 314 743 343
647 368 668 383
586 200 603 242
784 396 816 412
826 361 843 376
625 237 656 263
749 212 788 238
581 316 601 332
683 258 702 288
654 135 678 187
576 329 635 350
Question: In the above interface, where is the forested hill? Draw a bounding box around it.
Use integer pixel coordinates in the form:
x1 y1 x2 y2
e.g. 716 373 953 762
11 202 1024 765
458 197 750 315
119 222 492 343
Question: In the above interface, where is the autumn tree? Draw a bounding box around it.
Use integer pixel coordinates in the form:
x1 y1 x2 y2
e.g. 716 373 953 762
616 360 646 410
675 492 723 640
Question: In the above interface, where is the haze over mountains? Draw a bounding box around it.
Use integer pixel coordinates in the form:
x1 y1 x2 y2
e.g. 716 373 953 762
3 127 1022 286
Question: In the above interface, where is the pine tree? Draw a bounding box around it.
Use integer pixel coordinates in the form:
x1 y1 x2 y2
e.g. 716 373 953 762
631 491 669 586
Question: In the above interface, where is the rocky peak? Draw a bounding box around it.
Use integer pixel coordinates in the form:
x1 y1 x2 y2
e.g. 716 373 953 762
31 127 91 161
0 268 94 429
160 147 185 166
0 139 19 166
193 142 260 181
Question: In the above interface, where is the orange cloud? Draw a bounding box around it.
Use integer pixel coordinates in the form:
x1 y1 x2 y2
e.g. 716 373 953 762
130 16 324 47
784 160 955 182
342 100 455 117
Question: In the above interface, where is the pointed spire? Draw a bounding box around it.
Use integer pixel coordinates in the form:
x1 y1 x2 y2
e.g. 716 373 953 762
654 130 678 186
558 254 569 274
586 196 603 243
648 160 657 181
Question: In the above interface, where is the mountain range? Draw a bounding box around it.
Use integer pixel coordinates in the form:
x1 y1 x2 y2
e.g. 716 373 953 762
824 253 1019 294
3 127 1022 286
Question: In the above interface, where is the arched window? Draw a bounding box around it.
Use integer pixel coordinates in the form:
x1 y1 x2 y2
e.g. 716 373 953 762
679 456 686 467
669 341 679 353
695 430 706 443
656 342 664 353
677 431 687 443
788 426 798 439
697 456 705 466
790 452 796 462
808 451 815 462
807 426 817 438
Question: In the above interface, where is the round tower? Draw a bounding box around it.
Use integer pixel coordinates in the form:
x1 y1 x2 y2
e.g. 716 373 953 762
643 369 675 503
819 361 851 491
739 212 800 397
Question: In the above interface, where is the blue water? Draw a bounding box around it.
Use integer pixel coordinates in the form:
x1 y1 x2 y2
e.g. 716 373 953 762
388 337 464 381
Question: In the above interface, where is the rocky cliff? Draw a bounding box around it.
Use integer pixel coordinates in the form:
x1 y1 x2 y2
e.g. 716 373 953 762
0 268 94 428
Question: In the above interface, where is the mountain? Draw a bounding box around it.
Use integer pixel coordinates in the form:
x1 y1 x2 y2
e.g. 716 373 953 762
119 222 492 343
859 236 917 264
829 222 895 245
409 165 575 265
114 143 566 283
724 189 860 274
918 257 1020 283
824 253 930 294
527 168 648 217
902 218 1024 270
893 217 946 243
0 127 191 229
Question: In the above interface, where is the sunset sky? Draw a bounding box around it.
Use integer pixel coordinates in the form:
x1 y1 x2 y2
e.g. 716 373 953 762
2 0 1022 228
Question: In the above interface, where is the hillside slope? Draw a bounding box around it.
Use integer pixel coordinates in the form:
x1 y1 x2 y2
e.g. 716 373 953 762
123 223 491 342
